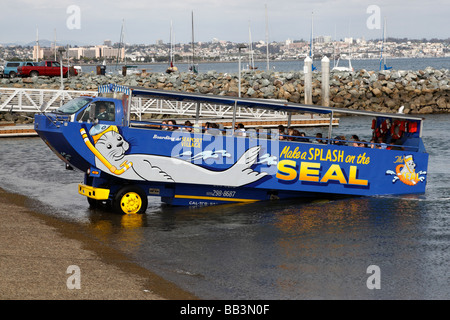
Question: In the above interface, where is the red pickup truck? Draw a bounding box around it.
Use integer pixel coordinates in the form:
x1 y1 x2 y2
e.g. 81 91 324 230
17 60 77 77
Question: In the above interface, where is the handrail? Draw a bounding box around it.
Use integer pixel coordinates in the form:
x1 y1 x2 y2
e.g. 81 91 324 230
129 120 420 152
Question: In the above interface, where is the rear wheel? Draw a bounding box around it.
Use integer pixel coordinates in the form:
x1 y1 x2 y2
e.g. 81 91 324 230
30 71 39 78
113 185 148 215
9 71 16 78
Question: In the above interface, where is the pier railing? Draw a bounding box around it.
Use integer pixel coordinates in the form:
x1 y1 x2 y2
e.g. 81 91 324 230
0 87 292 120
0 87 98 113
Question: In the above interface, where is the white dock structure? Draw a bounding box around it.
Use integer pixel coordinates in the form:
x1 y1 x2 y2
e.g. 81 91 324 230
0 87 338 137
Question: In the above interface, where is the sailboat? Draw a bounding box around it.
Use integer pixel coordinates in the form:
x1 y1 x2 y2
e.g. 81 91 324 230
248 22 257 70
332 38 354 72
309 12 317 71
379 18 392 71
166 20 178 74
189 11 198 74
332 53 354 72
265 4 270 71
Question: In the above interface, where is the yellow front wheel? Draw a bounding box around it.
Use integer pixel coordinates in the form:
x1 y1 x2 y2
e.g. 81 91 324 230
113 186 148 214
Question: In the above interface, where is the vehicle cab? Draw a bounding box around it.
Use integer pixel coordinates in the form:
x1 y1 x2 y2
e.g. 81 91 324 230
52 96 124 125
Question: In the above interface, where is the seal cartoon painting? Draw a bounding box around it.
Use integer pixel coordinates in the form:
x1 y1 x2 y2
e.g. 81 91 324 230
83 124 267 187
386 154 427 186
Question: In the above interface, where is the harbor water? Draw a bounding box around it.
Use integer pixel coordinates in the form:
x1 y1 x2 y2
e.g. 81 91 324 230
81 57 450 75
0 113 449 299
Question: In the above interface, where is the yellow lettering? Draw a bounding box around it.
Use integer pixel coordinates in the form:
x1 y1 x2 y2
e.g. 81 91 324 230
276 160 297 181
320 164 347 184
348 166 369 186
280 146 289 158
314 148 321 161
299 162 320 182
308 148 314 160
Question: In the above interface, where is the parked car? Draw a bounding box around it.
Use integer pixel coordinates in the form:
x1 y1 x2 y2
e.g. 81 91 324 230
17 60 77 78
3 61 36 78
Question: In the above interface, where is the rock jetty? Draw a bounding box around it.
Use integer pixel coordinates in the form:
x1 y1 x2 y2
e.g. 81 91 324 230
1 67 449 116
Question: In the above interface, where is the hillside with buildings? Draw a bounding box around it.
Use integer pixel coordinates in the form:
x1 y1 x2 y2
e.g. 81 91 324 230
1 37 449 65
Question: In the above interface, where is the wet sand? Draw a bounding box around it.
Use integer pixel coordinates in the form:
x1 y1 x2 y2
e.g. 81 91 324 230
0 188 197 300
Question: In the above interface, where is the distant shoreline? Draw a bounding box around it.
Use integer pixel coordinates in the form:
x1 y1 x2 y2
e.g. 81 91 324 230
75 56 450 67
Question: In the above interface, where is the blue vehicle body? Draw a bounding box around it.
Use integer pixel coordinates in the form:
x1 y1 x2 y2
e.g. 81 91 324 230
34 85 429 213
3 61 36 78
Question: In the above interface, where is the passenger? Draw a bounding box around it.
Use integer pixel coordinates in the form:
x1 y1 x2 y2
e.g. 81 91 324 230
207 122 221 135
291 129 302 141
369 139 376 148
234 123 246 137
333 136 345 146
278 125 286 140
203 122 211 133
387 139 404 150
167 119 178 131
298 131 309 142
377 137 387 149
350 135 360 147
286 127 295 141
360 140 370 148
184 120 193 132
161 120 168 130
314 133 326 144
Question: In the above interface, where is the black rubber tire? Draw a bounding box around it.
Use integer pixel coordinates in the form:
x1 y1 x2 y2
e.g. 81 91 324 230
112 185 148 215
30 71 39 78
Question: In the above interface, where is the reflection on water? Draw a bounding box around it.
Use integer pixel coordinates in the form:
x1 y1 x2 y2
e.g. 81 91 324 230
0 114 450 299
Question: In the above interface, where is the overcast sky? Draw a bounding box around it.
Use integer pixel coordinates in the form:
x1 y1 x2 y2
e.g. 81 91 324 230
1 0 449 45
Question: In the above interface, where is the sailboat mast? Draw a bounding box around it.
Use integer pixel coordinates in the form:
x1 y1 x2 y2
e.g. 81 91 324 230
379 18 385 70
117 19 124 67
310 12 314 59
169 20 173 66
35 27 40 62
191 11 195 71
248 21 254 69
265 4 269 71
383 18 387 67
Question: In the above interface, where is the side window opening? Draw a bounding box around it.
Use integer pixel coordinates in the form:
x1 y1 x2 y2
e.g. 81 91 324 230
95 101 115 121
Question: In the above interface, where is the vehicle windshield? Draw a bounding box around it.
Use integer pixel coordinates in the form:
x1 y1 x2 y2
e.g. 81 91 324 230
56 97 92 114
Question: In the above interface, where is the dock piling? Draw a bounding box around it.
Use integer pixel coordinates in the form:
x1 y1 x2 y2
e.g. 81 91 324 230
304 57 312 105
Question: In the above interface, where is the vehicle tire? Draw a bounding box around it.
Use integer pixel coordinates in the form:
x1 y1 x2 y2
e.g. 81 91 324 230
87 197 111 210
30 71 39 78
87 197 99 209
113 185 148 215
9 72 16 78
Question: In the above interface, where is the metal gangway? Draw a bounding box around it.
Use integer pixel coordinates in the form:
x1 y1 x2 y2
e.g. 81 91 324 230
0 87 290 120
0 87 339 130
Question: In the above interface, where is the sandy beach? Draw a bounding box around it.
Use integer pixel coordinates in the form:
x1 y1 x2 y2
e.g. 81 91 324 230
0 187 197 300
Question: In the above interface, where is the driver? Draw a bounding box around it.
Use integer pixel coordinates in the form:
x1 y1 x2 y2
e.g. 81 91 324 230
97 103 109 120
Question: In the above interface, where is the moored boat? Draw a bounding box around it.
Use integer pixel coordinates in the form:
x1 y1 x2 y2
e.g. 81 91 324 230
34 85 428 214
